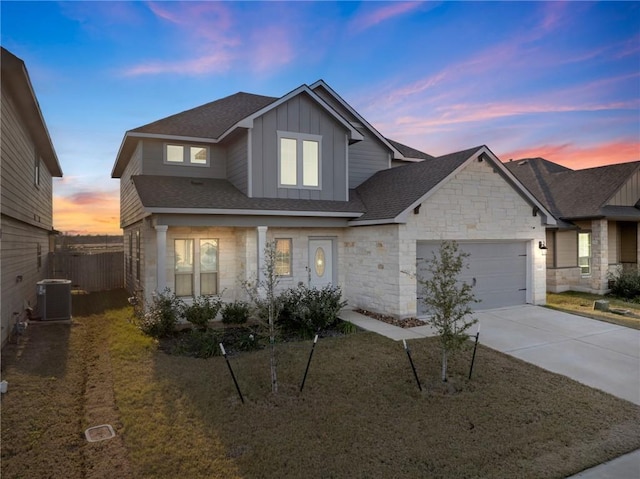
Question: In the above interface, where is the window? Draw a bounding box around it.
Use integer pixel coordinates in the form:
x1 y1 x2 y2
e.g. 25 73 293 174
165 144 209 166
37 243 42 271
136 230 141 281
34 155 40 187
175 239 194 296
578 232 591 275
275 239 292 276
200 239 218 295
128 232 133 279
278 132 320 188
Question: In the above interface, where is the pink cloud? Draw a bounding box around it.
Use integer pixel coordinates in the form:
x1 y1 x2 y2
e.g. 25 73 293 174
122 51 233 76
351 1 426 32
248 26 295 73
500 140 640 170
54 191 121 235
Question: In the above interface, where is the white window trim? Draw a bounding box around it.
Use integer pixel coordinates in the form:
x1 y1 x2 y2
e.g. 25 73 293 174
163 144 210 167
578 231 592 277
277 131 322 190
173 237 220 298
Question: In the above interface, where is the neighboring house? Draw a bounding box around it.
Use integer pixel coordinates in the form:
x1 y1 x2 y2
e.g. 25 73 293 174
111 80 555 318
506 158 640 294
1 47 63 344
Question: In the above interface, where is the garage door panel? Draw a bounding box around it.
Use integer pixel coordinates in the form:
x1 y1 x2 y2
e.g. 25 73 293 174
417 241 527 314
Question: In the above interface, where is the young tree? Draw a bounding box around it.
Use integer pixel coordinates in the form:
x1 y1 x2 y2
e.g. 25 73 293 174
242 242 282 394
419 240 478 382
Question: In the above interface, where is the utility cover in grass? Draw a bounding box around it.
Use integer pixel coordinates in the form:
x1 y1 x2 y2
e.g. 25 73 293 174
84 424 115 442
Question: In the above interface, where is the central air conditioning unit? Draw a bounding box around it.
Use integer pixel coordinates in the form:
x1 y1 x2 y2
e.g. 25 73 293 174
36 279 72 321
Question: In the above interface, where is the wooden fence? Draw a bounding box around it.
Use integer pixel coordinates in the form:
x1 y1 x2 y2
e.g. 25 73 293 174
48 251 124 292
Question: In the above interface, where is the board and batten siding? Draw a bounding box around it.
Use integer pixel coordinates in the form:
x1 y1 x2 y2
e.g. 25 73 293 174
608 169 640 206
1 83 54 229
141 139 227 179
120 142 145 228
225 129 249 195
250 93 348 201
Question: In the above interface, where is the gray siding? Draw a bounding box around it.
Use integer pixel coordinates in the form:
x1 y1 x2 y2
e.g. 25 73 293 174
1 83 54 229
313 85 392 187
1 82 56 345
608 169 640 206
250 93 348 201
348 129 390 188
120 142 145 228
226 129 249 195
141 139 227 178
1 216 50 344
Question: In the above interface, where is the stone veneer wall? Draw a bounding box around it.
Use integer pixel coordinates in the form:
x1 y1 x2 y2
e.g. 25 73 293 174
341 157 548 318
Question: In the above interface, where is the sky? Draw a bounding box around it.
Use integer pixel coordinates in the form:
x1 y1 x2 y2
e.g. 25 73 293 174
1 1 639 235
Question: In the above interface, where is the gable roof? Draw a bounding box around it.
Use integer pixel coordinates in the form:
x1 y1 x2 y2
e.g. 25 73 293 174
112 83 364 177
505 158 640 221
130 145 555 226
352 145 556 225
1 47 62 177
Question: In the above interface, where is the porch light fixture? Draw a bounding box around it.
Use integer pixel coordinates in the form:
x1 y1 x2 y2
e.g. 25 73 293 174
538 241 548 250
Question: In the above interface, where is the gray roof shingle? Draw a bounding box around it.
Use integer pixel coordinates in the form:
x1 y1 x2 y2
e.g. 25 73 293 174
133 176 365 215
131 92 278 140
354 146 482 221
505 158 640 220
385 138 434 160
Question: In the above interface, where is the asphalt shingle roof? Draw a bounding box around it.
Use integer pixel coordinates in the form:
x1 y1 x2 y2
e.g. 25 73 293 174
131 92 278 140
133 176 365 215
505 158 640 220
354 146 482 221
386 139 434 160
132 146 483 222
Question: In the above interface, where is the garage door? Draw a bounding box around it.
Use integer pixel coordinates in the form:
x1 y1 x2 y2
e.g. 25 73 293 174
417 241 527 315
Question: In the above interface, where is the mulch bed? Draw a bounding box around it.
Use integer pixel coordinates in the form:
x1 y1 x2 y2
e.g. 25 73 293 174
354 308 427 328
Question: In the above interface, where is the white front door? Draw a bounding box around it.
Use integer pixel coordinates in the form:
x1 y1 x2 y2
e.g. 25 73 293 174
309 239 333 288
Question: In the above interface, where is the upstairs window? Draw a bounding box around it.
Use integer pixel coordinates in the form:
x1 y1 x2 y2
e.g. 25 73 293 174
278 132 320 188
34 155 41 187
165 144 209 166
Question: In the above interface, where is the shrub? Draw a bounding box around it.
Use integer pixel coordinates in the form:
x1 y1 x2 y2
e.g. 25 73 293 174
172 328 222 358
278 284 347 338
608 269 640 302
221 301 251 324
182 295 222 330
135 289 183 339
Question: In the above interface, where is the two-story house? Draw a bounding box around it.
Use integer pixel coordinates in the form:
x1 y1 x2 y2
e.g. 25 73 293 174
1 47 63 344
506 158 640 294
112 81 554 318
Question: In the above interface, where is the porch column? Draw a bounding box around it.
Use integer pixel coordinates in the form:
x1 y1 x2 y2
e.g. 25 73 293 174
257 226 268 296
155 225 168 292
591 219 608 293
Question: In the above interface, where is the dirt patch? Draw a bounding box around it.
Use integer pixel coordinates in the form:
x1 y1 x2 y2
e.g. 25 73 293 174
354 308 427 328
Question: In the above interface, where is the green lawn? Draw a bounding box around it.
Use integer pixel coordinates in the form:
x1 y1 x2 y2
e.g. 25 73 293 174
2 290 639 478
